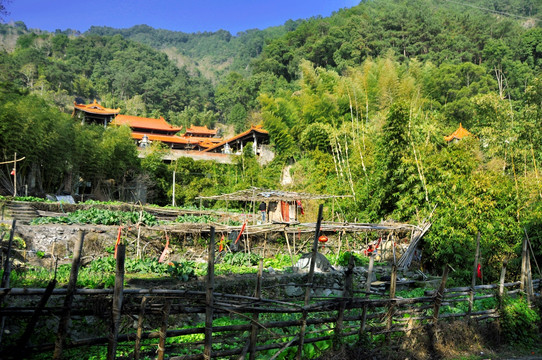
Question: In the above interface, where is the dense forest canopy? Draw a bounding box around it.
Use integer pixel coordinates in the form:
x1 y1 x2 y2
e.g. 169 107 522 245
1 0 542 280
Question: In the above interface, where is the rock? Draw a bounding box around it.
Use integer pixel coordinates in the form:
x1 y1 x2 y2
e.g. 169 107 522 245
295 252 334 273
285 283 303 297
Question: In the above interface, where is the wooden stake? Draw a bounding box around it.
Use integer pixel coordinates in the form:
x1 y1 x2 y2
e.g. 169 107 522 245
134 296 148 360
499 260 508 298
157 300 171 360
107 243 125 360
53 230 85 360
521 236 528 293
248 259 264 360
433 265 450 324
297 204 323 360
284 231 295 270
386 265 398 343
16 278 57 353
468 233 480 318
204 227 216 360
334 253 354 351
360 253 374 334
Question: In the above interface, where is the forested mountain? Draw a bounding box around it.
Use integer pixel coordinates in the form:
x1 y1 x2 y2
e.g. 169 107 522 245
1 0 542 279
86 21 302 82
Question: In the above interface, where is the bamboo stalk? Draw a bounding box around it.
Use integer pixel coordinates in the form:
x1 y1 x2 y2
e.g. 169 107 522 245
53 230 85 360
468 233 480 318
16 278 57 352
204 227 216 360
360 253 375 333
297 204 323 360
107 242 125 360
433 265 450 324
157 300 172 360
134 296 148 360
247 260 263 360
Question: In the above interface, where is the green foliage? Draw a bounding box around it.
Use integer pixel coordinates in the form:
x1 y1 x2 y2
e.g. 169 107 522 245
335 251 368 267
500 297 540 346
174 214 217 223
31 208 157 226
221 252 262 267
166 261 196 281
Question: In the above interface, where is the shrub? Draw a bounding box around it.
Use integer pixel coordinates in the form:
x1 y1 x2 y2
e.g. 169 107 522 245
500 297 540 346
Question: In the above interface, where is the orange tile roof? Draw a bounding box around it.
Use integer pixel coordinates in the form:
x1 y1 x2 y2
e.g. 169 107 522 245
112 114 182 133
73 100 120 115
185 125 218 136
203 125 269 152
444 123 472 142
131 132 193 145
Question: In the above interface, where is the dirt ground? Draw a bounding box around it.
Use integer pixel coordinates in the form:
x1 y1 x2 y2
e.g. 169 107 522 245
314 320 542 360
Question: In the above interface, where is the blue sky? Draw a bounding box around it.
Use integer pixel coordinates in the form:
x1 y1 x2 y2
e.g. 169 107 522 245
5 0 359 34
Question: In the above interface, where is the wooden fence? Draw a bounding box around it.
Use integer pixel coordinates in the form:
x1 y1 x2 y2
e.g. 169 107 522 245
0 214 539 360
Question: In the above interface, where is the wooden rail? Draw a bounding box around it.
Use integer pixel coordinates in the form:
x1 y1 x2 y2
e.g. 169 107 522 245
0 227 539 359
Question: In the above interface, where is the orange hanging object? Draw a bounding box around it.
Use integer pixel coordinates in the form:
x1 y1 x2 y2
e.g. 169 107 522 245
318 235 328 243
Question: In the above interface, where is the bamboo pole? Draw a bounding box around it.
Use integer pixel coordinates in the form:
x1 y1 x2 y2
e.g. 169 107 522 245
0 218 17 344
16 278 57 353
0 219 16 288
499 260 507 298
157 300 172 360
297 204 324 360
433 265 450 324
107 243 126 360
468 233 480 318
53 230 85 360
283 231 295 270
386 265 398 343
521 236 528 293
360 253 375 333
526 249 533 305
334 253 354 351
204 227 216 360
248 259 263 360
134 296 148 360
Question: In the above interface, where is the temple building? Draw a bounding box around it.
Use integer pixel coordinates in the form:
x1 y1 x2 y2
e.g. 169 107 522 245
110 115 222 151
72 100 120 127
444 123 472 143
203 125 270 156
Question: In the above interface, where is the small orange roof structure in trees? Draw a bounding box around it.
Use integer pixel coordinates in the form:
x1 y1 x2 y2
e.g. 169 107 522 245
444 123 472 142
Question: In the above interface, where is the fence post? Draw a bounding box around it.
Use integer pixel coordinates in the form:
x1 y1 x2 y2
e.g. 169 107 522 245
0 219 16 346
16 278 57 354
386 265 398 343
157 300 172 360
53 230 85 360
360 252 375 335
468 233 480 318
204 227 216 360
297 204 323 360
499 260 507 298
107 242 125 360
248 259 264 360
134 296 148 360
521 236 528 293
433 265 449 324
526 249 533 305
334 253 354 351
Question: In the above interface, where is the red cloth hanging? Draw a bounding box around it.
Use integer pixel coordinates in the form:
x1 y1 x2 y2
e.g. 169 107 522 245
281 201 289 222
114 225 122 259
477 263 482 279
219 234 225 252
158 232 170 263
296 200 304 215
235 222 247 244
